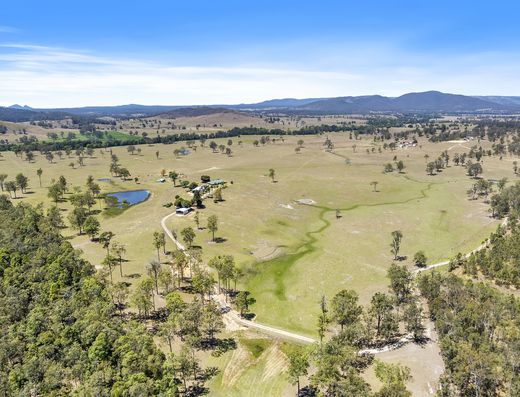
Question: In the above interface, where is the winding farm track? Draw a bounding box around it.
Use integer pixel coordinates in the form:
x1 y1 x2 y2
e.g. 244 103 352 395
161 211 316 344
161 210 506 349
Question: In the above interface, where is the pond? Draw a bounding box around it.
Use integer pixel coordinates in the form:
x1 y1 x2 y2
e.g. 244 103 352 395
106 190 150 208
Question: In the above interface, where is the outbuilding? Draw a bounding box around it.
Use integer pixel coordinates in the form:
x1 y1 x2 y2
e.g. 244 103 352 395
176 207 192 216
208 179 226 186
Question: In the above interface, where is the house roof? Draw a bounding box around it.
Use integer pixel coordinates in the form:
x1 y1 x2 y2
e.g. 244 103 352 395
208 179 225 185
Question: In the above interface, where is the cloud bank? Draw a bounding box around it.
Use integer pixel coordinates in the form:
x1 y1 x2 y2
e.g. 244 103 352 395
0 43 519 107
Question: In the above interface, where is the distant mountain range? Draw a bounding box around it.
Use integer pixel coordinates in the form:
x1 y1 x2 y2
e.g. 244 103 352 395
233 91 520 113
2 91 520 121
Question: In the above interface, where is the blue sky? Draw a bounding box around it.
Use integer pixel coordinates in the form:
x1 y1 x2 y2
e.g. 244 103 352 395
1 0 519 107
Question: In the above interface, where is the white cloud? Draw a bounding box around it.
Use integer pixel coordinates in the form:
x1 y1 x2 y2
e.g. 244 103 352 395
0 26 18 33
0 43 520 107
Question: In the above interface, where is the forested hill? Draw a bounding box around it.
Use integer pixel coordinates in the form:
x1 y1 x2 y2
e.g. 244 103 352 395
0 197 173 395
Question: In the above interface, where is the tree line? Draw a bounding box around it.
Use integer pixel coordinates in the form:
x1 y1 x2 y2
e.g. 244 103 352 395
0 124 358 153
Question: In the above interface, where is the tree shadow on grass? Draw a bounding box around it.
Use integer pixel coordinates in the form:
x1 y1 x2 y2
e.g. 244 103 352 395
185 384 210 397
214 237 227 244
200 337 237 355
413 335 431 346
298 386 318 397
242 312 256 321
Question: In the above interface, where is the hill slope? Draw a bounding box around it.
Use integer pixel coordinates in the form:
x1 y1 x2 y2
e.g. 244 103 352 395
294 91 510 114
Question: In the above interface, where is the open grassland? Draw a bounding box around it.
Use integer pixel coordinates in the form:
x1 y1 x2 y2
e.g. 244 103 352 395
1 132 512 395
118 113 364 137
0 120 80 141
0 134 507 335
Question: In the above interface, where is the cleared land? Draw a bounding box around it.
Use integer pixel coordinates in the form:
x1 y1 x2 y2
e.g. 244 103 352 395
1 134 505 333
118 113 363 136
1 131 511 395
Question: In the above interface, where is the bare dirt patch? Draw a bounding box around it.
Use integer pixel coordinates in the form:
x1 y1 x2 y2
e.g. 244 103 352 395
252 245 283 261
295 198 316 205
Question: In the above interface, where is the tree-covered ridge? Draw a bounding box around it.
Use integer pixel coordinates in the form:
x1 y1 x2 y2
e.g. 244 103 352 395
0 199 174 396
456 222 520 288
419 272 520 396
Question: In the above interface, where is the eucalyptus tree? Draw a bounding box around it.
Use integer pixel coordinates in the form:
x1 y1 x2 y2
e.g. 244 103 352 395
36 168 43 187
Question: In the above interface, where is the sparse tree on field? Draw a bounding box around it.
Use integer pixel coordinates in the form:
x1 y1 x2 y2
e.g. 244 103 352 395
47 183 61 203
181 227 196 248
331 289 363 331
160 313 179 353
370 292 396 337
102 254 118 284
413 251 427 267
192 270 215 302
317 295 329 346
4 181 17 198
158 268 175 295
46 206 64 229
168 171 178 186
497 177 508 192
287 348 310 395
68 207 88 234
98 231 115 256
207 215 218 242
426 162 435 175
202 301 224 340
15 173 28 194
147 260 162 294
36 168 43 187
194 211 200 229
268 168 276 182
153 231 166 262
119 168 131 180
235 291 255 317
112 242 126 277
111 282 129 317
131 277 155 317
387 263 413 304
467 162 483 178
374 361 412 396
171 250 188 288
403 300 425 340
0 174 7 191
390 230 403 260
83 216 100 241
370 181 378 192
384 163 394 173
